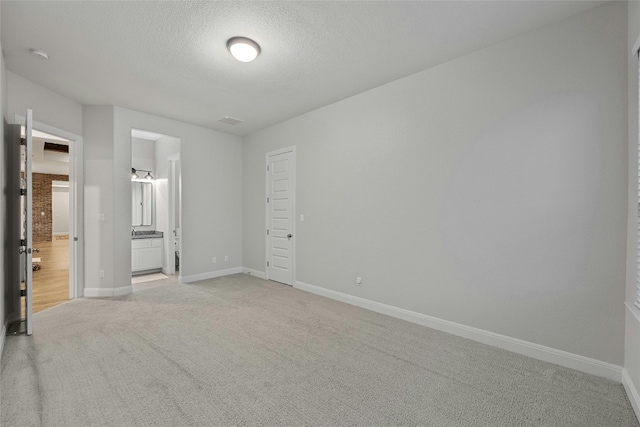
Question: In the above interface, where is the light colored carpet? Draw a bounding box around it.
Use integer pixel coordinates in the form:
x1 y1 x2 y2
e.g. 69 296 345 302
1 274 638 426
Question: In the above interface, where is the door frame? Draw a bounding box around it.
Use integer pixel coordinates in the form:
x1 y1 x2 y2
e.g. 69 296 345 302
265 146 296 285
15 114 84 299
166 152 180 277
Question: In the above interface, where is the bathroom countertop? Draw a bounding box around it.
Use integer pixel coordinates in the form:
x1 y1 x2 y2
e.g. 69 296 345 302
132 231 164 239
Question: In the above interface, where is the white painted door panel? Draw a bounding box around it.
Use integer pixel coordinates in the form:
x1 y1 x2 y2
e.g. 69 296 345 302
21 110 34 335
267 150 294 285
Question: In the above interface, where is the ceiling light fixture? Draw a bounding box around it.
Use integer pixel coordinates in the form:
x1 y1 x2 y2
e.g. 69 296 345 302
227 37 260 63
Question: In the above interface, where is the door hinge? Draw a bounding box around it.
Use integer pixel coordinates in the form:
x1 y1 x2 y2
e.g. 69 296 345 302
74 237 78 242
267 261 270 267
267 197 269 203
20 289 26 297
267 229 269 235
20 137 25 146
20 189 26 196
20 239 26 247
267 165 270 171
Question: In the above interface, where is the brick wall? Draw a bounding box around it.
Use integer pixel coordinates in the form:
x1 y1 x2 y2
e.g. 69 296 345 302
33 173 69 243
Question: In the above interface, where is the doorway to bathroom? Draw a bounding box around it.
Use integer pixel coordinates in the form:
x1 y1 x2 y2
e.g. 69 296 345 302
130 129 181 284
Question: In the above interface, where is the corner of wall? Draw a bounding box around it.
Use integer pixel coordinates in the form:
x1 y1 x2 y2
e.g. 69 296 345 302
625 0 640 421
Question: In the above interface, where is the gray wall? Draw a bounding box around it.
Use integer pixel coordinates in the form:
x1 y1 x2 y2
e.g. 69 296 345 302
114 107 243 281
2 68 243 294
83 106 242 292
243 3 628 365
131 137 155 174
7 71 82 135
625 0 640 411
83 106 118 292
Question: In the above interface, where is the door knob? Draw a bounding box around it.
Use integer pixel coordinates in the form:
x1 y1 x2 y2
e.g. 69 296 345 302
287 234 292 239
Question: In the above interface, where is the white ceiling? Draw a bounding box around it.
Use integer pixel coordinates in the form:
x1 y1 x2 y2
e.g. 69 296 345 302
2 1 607 136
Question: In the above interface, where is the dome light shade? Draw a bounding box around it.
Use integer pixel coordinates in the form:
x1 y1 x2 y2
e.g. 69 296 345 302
227 37 260 62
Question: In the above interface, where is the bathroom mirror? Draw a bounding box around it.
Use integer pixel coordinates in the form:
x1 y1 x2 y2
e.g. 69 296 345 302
132 181 153 226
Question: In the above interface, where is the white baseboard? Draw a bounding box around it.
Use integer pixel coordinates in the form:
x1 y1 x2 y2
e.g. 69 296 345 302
180 267 242 284
242 267 267 280
623 369 640 421
294 280 622 382
84 285 133 298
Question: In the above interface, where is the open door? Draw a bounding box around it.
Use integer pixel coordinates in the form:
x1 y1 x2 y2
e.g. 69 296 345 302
20 109 34 335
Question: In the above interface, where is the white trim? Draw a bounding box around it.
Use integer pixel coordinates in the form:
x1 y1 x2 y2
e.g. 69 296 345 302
242 267 268 280
294 280 623 382
179 267 242 284
265 146 296 285
623 368 640 421
70 135 84 298
624 303 640 421
627 301 640 324
0 321 6 364
14 114 84 300
83 288 113 298
166 152 180 277
84 285 133 298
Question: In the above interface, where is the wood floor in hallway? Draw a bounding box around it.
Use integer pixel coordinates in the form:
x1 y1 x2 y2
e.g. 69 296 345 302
31 238 69 313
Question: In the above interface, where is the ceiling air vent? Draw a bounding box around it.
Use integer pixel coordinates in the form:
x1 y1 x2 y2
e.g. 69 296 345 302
219 116 243 125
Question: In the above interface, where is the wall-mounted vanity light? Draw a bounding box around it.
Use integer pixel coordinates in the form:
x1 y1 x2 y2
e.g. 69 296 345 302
131 168 154 180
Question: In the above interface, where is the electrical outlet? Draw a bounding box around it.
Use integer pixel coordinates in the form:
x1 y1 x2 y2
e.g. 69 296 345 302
99 270 105 278
356 276 362 286
212 257 217 263
225 255 229 262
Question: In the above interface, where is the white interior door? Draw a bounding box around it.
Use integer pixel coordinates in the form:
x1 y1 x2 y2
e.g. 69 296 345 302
21 109 34 335
266 148 295 285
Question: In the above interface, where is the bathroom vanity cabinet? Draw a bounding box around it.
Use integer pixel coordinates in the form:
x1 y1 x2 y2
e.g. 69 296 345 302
132 237 163 274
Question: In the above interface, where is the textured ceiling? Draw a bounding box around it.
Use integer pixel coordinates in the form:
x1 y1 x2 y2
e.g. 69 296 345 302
2 1 606 136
